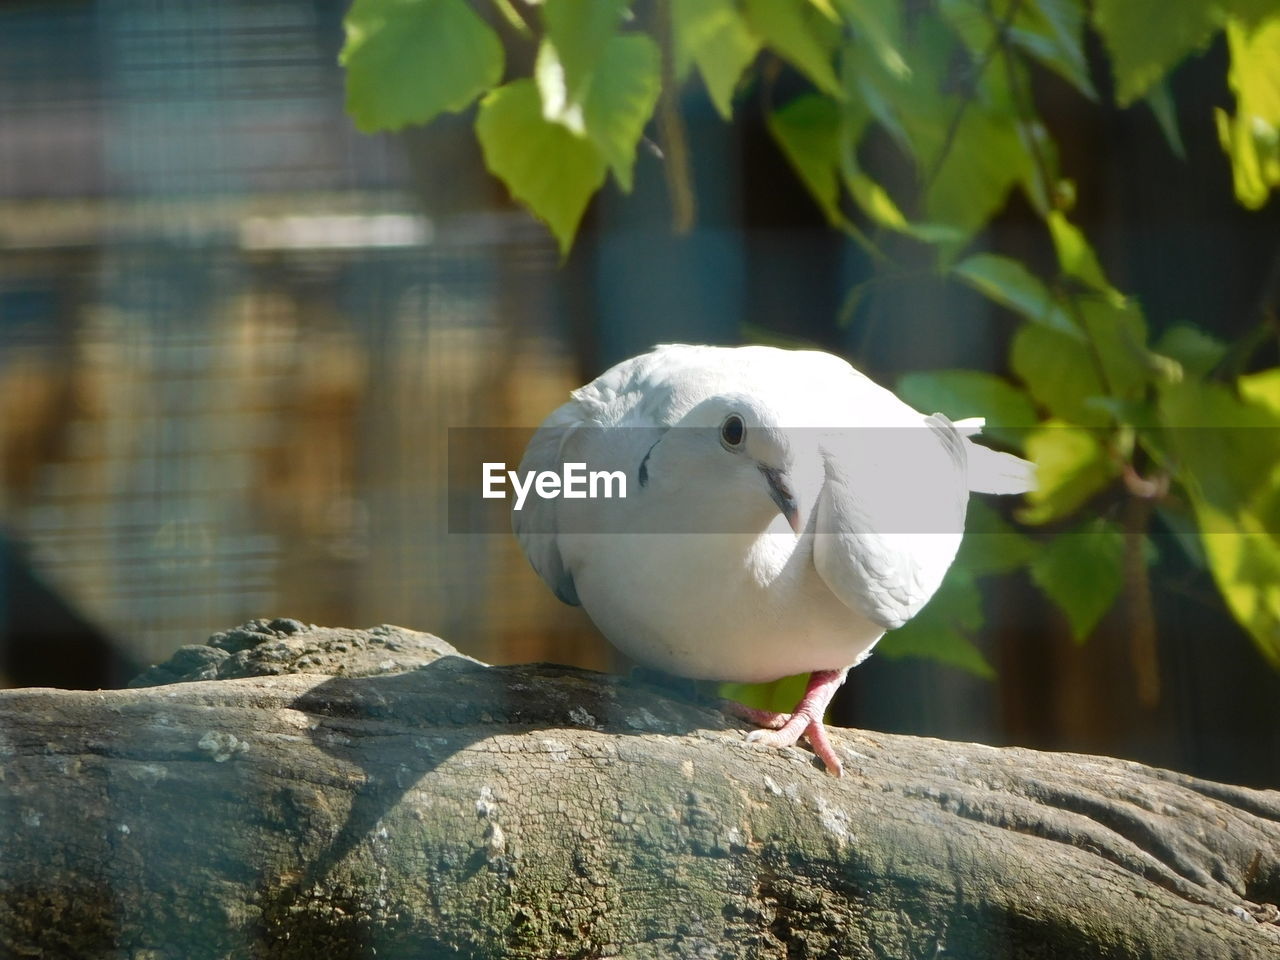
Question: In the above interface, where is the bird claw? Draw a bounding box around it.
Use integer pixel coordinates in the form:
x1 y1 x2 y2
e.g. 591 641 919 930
722 669 850 777
745 718 844 777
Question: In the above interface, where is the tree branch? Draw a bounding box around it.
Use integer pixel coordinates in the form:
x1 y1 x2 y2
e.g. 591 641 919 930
1 620 1277 958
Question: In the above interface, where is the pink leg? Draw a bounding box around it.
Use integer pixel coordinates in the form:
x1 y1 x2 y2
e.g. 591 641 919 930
741 669 849 776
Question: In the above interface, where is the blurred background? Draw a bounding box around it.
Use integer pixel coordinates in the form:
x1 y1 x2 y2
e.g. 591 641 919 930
0 0 1276 789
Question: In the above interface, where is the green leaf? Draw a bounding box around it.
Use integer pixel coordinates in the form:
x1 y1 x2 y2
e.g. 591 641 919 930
832 0 909 79
1074 299 1151 402
926 106 1033 237
581 35 662 191
1019 422 1117 524
1198 529 1280 670
536 0 628 134
1216 17 1280 210
476 80 608 256
1159 379 1280 668
743 0 843 97
767 94 848 228
671 0 761 118
1239 367 1280 417
1011 324 1109 426
1046 211 1124 304
844 168 913 231
1146 79 1187 160
1221 0 1280 28
1092 0 1219 106
835 94 957 240
1153 325 1228 378
1009 0 1097 100
877 567 996 679
842 7 952 156
341 0 504 132
951 253 1078 337
897 370 1038 448
1159 378 1280 515
1029 519 1126 641
957 499 1041 576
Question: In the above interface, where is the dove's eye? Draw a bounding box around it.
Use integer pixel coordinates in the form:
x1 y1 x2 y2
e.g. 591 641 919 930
721 414 745 449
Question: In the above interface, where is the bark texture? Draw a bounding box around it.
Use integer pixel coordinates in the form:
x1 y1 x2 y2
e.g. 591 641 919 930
1 619 1278 959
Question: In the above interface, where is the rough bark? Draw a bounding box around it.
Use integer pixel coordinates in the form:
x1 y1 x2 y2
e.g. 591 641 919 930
1 619 1277 959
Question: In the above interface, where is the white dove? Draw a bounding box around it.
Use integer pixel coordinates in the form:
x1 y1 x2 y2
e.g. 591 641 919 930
513 344 1034 775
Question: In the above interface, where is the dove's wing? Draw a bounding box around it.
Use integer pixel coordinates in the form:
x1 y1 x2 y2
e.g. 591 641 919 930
512 400 586 606
512 351 678 607
811 394 972 630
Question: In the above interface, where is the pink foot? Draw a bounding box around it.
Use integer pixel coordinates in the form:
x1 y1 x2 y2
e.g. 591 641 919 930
735 669 849 776
718 699 791 730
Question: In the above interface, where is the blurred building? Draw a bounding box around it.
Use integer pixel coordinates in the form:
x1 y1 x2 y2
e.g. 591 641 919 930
0 0 601 681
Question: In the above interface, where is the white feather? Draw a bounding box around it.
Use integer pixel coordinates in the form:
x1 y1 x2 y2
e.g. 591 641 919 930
513 344 1035 683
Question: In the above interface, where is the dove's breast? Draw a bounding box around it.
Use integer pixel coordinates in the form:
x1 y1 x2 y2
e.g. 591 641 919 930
563 527 885 683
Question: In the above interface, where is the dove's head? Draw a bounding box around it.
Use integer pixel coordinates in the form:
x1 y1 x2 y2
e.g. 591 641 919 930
648 393 802 534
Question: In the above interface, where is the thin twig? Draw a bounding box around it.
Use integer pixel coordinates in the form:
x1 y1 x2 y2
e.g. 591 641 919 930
1124 494 1162 708
655 0 696 233
489 0 532 38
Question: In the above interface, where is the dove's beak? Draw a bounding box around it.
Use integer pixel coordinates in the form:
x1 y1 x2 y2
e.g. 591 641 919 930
762 467 801 534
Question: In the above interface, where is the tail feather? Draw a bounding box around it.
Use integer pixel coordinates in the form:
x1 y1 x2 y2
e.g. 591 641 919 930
935 415 1036 494
965 440 1036 495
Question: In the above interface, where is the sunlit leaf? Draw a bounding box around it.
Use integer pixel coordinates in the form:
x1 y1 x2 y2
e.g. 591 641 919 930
1216 17 1280 210
807 0 841 23
533 0 659 191
1029 519 1126 641
844 169 912 230
341 0 504 132
1092 0 1219 106
476 80 608 256
1019 422 1116 524
536 0 628 134
1012 324 1109 426
952 253 1078 337
580 35 662 192
1198 528 1280 670
767 94 848 228
1160 379 1280 668
877 567 995 679
744 0 843 97
672 0 761 118
897 370 1038 448
1239 367 1280 417
1046 211 1125 304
